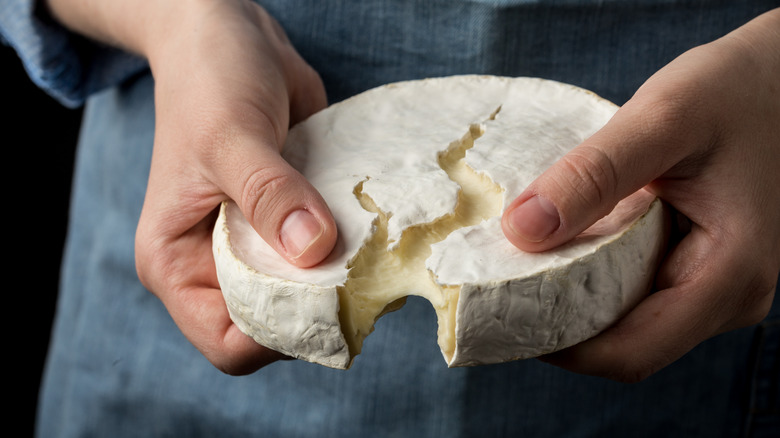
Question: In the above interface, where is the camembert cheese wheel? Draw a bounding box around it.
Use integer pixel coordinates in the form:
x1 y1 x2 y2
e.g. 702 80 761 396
212 75 665 369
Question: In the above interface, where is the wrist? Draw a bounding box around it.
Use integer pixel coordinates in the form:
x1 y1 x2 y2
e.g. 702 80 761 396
43 0 232 62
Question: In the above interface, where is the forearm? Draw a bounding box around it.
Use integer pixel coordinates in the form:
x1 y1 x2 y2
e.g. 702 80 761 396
45 0 154 53
44 0 232 68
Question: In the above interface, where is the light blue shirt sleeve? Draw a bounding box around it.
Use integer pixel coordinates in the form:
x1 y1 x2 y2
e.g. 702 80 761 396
0 0 148 108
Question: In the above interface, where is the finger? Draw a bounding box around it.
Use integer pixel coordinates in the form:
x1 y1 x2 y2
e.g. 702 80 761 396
539 226 776 382
209 113 338 268
203 36 334 267
501 84 706 252
176 284 290 375
174 280 290 375
137 208 289 375
538 283 704 383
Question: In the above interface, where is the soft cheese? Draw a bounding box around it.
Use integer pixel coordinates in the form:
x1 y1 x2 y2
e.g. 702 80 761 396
212 75 666 369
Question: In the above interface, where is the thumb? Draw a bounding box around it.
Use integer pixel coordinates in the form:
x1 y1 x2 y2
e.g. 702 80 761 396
224 139 338 268
501 93 696 252
211 59 336 268
207 89 336 268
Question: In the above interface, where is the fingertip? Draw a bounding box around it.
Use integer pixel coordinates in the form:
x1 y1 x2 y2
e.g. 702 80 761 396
279 207 337 267
502 193 561 252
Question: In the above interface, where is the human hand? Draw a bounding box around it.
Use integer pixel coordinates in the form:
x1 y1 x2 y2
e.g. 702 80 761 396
502 9 780 382
45 0 337 374
132 1 338 374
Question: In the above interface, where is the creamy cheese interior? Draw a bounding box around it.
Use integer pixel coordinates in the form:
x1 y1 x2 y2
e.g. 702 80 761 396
337 111 505 364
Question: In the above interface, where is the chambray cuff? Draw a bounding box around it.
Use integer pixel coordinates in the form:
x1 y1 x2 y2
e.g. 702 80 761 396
0 0 148 108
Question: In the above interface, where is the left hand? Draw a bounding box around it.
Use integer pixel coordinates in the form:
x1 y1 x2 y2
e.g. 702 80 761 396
45 0 338 375
502 8 780 382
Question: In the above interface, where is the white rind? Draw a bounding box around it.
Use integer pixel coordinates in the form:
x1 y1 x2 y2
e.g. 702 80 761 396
213 207 351 369
212 75 666 370
445 195 665 367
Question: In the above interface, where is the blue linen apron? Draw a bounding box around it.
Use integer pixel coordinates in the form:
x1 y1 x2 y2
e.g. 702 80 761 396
37 1 779 436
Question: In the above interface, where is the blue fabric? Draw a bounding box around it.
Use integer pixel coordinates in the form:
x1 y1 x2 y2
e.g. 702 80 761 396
0 0 147 107
20 0 780 436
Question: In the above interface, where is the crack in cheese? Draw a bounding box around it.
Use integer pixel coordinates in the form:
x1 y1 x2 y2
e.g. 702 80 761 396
338 112 504 363
212 75 666 370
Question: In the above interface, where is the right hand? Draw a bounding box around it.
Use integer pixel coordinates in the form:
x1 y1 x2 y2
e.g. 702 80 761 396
48 0 338 374
502 8 780 381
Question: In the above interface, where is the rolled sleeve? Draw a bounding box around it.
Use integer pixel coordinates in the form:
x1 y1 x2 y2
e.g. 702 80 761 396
0 0 148 108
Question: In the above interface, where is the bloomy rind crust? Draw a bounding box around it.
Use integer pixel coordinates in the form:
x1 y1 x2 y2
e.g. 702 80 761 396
213 202 352 369
448 197 665 367
212 75 667 370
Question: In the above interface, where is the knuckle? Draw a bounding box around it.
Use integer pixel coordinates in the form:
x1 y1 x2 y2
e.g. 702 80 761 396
215 359 260 377
557 145 620 210
133 217 176 296
211 358 248 376
209 349 279 376
642 94 690 131
741 302 772 328
715 245 778 330
134 242 169 296
736 270 777 326
610 369 653 384
608 353 670 383
134 222 158 292
240 168 297 233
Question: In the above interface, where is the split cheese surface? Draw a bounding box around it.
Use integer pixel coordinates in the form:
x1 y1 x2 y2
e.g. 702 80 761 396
212 76 665 369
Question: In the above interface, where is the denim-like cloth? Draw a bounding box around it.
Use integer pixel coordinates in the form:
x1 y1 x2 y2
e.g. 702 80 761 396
0 0 147 107
33 1 779 437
